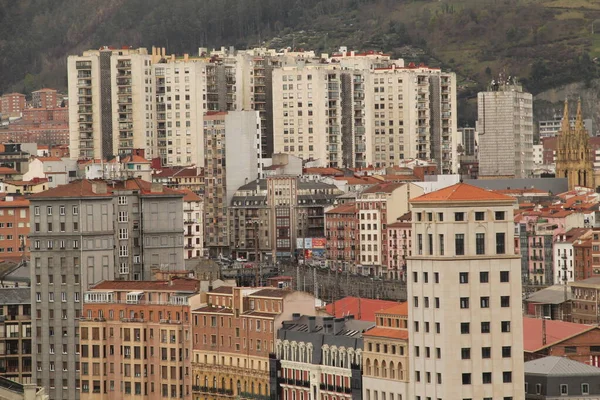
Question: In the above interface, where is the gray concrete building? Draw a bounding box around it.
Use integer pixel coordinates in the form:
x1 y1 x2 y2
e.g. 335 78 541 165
29 179 184 400
524 356 600 399
0 288 32 385
477 80 534 179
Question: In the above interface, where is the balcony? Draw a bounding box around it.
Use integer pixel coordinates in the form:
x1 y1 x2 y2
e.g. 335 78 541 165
239 393 268 400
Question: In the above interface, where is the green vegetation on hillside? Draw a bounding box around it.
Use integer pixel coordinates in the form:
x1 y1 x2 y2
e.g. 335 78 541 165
1 0 600 119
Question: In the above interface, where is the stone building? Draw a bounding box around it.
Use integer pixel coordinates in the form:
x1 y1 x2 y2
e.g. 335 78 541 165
555 99 595 191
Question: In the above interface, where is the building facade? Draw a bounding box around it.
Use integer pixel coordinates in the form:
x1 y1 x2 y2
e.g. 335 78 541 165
524 356 600 399
29 179 184 399
182 189 204 260
477 81 533 179
273 314 373 400
191 287 317 400
79 279 199 400
408 183 525 400
362 304 409 400
0 288 32 384
555 99 595 191
325 203 358 272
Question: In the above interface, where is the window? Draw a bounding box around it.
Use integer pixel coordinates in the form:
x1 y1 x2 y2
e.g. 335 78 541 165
480 297 490 308
437 213 443 221
476 233 485 255
439 234 444 255
435 297 440 308
496 233 506 254
47 206 52 215
461 373 471 385
495 211 505 220
459 272 468 284
536 384 542 394
73 206 79 215
434 272 439 283
118 196 127 205
482 372 492 384
455 212 465 222
461 348 470 359
501 296 510 307
582 383 589 395
501 321 511 332
502 371 512 383
482 347 491 359
59 206 65 215
413 296 419 307
475 211 485 221
480 271 489 283
560 384 568 395
460 297 469 309
565 346 576 354
460 323 470 334
118 211 128 222
455 234 464 255
481 322 490 333
502 346 511 358
500 271 509 282
119 229 128 240
34 206 40 216
413 272 418 283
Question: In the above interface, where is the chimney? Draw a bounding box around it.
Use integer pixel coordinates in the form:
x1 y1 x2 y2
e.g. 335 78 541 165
184 53 189 62
333 317 344 334
292 313 301 321
91 181 107 194
307 316 316 332
150 183 164 193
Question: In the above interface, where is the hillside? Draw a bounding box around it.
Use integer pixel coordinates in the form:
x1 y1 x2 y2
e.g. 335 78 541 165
2 0 600 125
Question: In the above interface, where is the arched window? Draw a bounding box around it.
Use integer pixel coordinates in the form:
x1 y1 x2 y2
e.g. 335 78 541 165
221 378 225 389
258 383 262 395
195 375 199 385
251 382 255 394
237 381 241 395
390 362 395 379
366 358 372 375
230 379 233 392
204 376 208 388
213 377 217 388
398 362 404 380
382 360 387 378
374 359 380 376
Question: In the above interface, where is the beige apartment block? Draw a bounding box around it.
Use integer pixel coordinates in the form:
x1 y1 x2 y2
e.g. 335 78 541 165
68 47 153 160
408 183 525 400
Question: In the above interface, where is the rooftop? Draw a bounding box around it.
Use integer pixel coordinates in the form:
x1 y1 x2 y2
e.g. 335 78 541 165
0 287 30 305
376 302 408 317
363 327 408 340
251 288 289 298
411 182 515 203
525 356 600 376
325 297 401 322
569 276 600 288
29 178 181 199
90 278 200 293
208 286 234 295
522 317 592 352
325 203 356 215
524 285 572 305
361 182 406 194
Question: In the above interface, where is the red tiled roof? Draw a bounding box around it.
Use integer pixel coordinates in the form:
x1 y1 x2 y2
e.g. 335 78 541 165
411 183 515 203
36 156 62 162
29 179 181 198
325 297 400 322
121 154 150 164
326 203 356 214
178 188 202 202
5 178 48 186
376 302 408 317
91 278 199 292
363 327 408 340
303 167 344 176
193 305 233 314
0 167 18 175
333 176 374 185
361 182 405 194
522 317 591 352
375 174 419 182
208 286 234 295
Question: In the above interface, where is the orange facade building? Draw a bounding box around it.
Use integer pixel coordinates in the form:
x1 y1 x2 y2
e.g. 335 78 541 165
79 279 200 400
0 195 29 258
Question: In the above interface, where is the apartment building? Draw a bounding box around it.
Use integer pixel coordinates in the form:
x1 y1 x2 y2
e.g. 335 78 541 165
181 189 204 259
31 89 60 109
570 277 600 324
29 178 184 400
553 228 591 284
203 111 261 257
191 287 316 400
408 183 525 400
229 178 342 262
153 53 206 166
1 93 26 118
272 53 458 171
387 214 412 281
357 182 423 277
79 279 199 400
362 303 409 400
0 288 32 384
0 195 30 258
67 47 153 159
325 203 358 271
477 81 534 179
272 314 373 400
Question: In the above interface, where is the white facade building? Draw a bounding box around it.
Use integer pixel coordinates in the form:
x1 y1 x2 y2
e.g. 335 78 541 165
477 82 533 179
408 183 525 400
